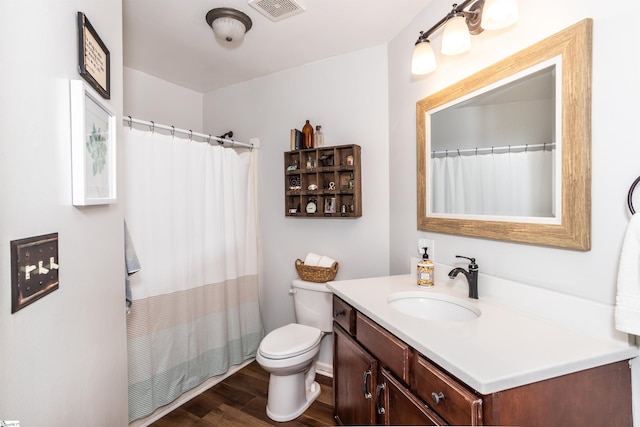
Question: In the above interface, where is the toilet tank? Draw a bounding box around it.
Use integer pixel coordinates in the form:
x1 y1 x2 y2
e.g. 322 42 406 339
291 279 333 333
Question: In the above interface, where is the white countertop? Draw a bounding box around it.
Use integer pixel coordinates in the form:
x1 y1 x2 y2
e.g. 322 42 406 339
327 266 638 394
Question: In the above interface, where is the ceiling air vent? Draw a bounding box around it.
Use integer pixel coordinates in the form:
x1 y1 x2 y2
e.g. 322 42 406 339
248 0 305 22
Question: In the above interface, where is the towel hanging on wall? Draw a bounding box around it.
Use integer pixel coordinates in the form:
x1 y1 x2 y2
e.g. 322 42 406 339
615 213 640 336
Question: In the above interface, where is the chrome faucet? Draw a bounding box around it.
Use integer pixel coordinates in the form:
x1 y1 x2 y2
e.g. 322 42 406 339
448 255 479 299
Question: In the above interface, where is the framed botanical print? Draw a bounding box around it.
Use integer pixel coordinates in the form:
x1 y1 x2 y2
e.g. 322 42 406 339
70 80 116 205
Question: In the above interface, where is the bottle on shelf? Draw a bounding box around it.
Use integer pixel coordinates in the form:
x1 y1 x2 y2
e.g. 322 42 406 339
302 120 314 149
314 125 324 148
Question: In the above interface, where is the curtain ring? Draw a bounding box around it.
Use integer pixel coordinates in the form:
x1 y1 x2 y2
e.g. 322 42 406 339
491 146 494 154
150 121 155 133
508 145 511 153
207 134 212 144
445 149 448 157
457 149 461 156
127 116 132 129
249 142 254 151
170 126 175 137
475 147 478 156
189 130 193 140
525 144 528 153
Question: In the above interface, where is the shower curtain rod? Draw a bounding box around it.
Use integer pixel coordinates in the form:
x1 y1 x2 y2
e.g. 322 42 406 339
124 116 254 149
431 142 555 157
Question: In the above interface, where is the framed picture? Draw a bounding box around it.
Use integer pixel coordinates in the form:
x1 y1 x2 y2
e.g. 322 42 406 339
77 12 110 99
324 197 336 214
70 80 116 206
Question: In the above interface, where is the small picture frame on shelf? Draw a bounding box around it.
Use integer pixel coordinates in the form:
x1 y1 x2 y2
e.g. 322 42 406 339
324 197 336 214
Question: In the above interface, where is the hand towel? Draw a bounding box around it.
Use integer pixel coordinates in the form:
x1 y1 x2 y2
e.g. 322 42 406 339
304 252 322 266
318 255 336 268
615 214 640 336
125 221 141 314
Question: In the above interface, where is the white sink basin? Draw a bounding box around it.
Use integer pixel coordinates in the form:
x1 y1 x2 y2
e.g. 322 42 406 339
387 291 481 322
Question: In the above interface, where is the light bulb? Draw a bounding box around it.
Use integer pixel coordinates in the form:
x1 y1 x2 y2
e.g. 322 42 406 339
442 15 471 55
481 0 519 30
412 40 437 75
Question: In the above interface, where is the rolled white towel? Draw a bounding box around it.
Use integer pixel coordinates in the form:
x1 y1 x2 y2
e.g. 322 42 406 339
318 255 336 268
304 252 322 266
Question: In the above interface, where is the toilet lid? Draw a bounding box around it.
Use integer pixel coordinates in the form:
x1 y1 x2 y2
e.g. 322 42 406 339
259 323 322 360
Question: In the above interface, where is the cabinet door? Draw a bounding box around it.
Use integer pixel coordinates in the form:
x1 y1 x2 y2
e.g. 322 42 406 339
378 368 445 426
334 324 377 426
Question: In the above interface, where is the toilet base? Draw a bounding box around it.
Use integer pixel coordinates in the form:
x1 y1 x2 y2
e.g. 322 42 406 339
265 372 321 422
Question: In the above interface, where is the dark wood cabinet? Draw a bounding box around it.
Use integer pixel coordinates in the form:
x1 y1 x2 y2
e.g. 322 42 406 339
333 325 377 426
332 295 634 426
284 144 361 218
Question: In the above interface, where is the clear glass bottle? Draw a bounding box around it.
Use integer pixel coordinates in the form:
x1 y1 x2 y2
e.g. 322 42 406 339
314 125 324 147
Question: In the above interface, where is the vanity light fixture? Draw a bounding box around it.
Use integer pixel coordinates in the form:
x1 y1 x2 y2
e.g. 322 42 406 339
206 7 253 43
412 0 518 75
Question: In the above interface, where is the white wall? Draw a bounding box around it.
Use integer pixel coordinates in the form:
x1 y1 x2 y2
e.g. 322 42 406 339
389 0 640 304
0 1 128 426
203 46 391 333
124 67 203 131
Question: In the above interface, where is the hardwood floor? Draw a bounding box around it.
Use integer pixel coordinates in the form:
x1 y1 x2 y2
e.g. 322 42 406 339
149 361 336 427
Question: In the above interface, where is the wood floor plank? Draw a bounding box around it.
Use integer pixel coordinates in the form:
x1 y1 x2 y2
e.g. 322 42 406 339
151 361 336 426
202 403 275 427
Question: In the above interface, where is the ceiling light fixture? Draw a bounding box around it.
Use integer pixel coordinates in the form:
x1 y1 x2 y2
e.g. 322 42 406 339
206 7 253 43
412 0 519 75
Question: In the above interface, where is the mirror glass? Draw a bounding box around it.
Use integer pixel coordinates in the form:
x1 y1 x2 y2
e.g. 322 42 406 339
429 61 559 221
416 20 592 250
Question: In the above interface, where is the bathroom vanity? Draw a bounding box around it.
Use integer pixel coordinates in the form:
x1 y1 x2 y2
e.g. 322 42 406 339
328 267 637 426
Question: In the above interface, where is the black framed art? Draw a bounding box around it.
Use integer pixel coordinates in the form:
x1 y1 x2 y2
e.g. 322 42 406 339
77 11 110 99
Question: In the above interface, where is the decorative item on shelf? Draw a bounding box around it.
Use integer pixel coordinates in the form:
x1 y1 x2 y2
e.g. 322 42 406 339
290 129 302 150
320 154 334 167
307 184 318 191
302 120 314 148
288 176 301 190
314 125 324 147
324 197 336 214
346 155 354 166
306 154 317 169
305 198 317 213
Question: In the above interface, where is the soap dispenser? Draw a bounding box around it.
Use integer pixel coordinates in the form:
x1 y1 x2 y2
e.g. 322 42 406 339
417 247 434 287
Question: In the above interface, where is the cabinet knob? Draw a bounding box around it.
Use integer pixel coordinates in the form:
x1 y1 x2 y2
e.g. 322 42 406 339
431 391 445 405
334 309 346 317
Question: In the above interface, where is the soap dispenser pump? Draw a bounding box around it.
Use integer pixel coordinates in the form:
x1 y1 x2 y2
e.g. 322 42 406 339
417 247 434 287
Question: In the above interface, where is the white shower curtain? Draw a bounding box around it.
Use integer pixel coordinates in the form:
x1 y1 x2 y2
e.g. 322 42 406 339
123 127 263 422
431 150 555 217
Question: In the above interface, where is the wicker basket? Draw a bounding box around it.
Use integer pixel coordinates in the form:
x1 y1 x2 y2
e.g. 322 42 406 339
295 258 339 283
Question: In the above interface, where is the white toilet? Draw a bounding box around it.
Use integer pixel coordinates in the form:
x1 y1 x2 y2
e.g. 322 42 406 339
256 279 333 422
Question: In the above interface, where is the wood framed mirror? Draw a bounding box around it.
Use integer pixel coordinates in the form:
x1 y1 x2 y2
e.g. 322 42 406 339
416 19 592 250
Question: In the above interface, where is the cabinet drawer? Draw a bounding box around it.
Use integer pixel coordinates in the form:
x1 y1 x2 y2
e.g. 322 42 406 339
356 312 411 383
333 295 355 335
381 368 446 426
414 354 482 426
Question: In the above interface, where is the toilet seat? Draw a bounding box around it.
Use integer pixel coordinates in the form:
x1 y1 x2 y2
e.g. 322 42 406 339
259 323 322 360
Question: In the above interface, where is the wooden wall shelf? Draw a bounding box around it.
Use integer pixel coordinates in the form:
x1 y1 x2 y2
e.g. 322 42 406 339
284 144 361 218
